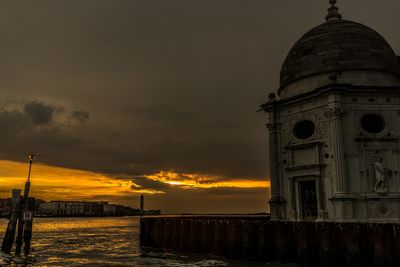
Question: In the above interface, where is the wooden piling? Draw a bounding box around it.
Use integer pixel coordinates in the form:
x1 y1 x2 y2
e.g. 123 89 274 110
140 216 400 266
1 189 22 253
15 209 24 254
1 154 36 255
23 197 36 255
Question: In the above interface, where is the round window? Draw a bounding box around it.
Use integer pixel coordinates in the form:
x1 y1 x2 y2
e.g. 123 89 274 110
293 120 315 139
361 114 384 134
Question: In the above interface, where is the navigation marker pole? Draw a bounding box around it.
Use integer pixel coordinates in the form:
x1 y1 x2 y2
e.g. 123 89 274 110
1 154 37 255
23 154 36 254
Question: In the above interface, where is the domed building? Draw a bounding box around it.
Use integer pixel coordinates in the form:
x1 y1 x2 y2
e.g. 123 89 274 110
261 1 400 222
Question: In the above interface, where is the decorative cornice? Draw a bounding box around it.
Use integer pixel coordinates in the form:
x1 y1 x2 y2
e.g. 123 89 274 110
261 83 400 113
355 137 400 142
285 141 324 150
285 164 327 172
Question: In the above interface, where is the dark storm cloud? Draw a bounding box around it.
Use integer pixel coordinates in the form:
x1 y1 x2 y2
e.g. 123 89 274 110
130 106 196 123
131 177 170 191
23 101 55 125
0 1 398 190
0 109 30 134
71 110 90 123
0 103 85 164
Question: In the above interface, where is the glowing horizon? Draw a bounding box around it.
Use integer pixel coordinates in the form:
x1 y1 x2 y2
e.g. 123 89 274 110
0 160 270 208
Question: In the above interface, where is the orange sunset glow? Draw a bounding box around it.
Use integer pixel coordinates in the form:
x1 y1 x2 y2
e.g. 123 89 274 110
0 160 270 210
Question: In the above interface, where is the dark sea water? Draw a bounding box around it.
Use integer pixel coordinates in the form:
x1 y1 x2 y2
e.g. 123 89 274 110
0 217 295 266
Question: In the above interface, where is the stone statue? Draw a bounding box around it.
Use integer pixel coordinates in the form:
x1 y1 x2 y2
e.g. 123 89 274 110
374 158 388 193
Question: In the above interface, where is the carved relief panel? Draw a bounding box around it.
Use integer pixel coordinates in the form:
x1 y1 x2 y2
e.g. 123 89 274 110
361 150 400 194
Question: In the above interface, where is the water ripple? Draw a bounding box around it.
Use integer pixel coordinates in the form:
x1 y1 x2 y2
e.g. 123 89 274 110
0 217 291 266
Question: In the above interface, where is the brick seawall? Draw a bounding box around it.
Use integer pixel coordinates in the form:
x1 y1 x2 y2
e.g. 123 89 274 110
140 216 400 266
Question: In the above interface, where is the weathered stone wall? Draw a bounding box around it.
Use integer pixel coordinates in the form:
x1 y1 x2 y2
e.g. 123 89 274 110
140 216 400 266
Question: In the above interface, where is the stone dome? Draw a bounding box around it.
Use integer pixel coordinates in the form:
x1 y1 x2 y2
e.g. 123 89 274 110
280 19 400 89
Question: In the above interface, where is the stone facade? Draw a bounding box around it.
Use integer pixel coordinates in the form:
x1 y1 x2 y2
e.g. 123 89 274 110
262 6 400 222
38 201 107 216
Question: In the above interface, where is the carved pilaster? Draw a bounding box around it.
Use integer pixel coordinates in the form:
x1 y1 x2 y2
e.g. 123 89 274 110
266 121 280 199
268 197 286 220
266 120 279 130
326 105 346 119
327 101 347 195
267 109 283 219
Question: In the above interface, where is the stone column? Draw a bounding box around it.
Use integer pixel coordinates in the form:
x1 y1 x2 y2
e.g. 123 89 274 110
327 95 353 221
267 109 283 220
327 97 347 194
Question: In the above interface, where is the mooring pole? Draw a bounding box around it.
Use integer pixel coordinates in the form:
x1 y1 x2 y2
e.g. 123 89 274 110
23 197 35 255
1 189 22 253
15 154 35 254
15 209 24 254
23 154 35 254
23 154 34 202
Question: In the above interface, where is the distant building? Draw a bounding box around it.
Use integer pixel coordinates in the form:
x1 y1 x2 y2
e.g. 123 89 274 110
103 204 117 215
0 198 11 217
36 200 156 217
38 201 108 216
262 2 400 222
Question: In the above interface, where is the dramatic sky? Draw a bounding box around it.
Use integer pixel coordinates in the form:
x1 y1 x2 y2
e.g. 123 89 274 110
0 0 399 213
